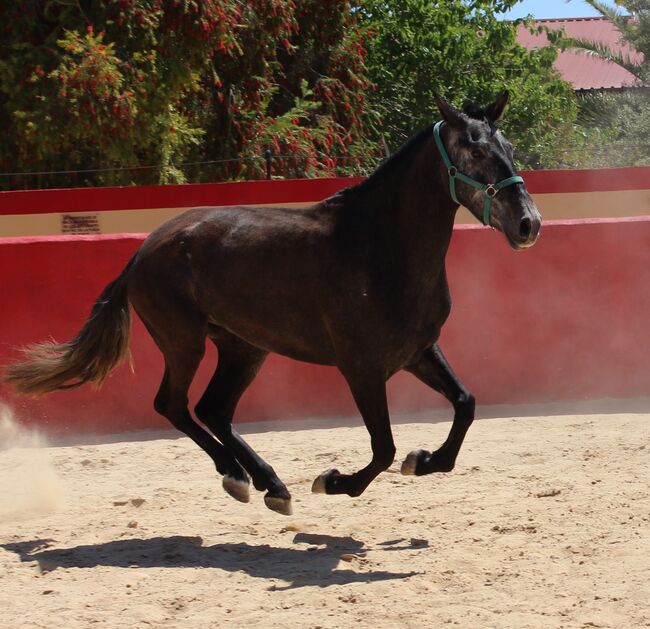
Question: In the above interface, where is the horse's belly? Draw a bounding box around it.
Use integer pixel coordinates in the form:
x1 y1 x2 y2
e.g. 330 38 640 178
207 311 338 366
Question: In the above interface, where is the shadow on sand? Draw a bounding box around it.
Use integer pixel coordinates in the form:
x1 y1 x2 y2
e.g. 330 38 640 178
2 532 421 590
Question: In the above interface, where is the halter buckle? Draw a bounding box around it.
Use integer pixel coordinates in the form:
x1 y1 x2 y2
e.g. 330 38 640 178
448 166 457 177
485 184 498 198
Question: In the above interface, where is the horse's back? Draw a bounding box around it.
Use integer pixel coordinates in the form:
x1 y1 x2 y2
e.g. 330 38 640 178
127 203 341 363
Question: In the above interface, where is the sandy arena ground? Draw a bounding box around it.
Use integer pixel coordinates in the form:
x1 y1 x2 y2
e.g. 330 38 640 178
0 410 648 628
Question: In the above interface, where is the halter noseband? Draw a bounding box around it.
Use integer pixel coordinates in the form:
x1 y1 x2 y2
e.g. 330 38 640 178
433 121 524 226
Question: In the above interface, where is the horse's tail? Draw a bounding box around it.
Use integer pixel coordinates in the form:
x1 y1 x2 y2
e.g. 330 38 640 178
4 257 136 396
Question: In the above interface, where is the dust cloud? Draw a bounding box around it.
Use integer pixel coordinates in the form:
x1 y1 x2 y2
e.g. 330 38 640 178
0 405 64 522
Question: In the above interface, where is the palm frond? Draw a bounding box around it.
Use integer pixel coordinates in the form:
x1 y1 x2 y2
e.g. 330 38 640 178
581 0 631 32
561 36 644 80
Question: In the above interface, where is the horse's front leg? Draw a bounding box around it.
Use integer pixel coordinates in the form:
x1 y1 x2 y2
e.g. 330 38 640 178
312 369 395 497
401 344 475 476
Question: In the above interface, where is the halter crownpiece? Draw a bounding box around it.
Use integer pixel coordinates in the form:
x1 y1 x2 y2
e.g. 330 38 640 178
433 121 524 226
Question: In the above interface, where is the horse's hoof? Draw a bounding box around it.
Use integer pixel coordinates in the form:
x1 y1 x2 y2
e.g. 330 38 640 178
311 468 338 494
264 494 293 516
222 475 250 503
401 450 427 476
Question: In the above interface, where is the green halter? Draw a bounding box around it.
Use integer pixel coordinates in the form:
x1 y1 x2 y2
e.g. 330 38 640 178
433 121 524 226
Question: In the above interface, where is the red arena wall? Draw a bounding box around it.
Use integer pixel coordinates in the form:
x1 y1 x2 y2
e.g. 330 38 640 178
1 169 650 435
2 166 650 237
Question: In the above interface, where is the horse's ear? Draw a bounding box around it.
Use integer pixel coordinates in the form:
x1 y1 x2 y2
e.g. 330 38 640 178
485 91 509 123
434 94 465 129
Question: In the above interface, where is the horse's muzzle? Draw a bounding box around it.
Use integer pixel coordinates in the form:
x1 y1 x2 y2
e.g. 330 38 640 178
507 207 541 250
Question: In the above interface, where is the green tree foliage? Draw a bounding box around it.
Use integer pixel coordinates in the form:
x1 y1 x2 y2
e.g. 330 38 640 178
0 1 592 189
573 90 650 166
355 0 578 168
193 1 378 181
0 0 377 189
558 0 650 167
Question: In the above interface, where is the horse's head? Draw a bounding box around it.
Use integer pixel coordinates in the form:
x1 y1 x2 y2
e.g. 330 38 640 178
434 92 541 250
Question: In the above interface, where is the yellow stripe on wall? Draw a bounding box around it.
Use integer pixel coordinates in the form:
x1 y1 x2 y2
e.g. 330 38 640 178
1 191 649 237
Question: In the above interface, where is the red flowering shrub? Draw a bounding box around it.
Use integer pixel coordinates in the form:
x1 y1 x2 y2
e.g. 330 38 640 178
0 1 378 188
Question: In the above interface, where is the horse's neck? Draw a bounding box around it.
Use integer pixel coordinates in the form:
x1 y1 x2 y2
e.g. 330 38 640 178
378 138 458 279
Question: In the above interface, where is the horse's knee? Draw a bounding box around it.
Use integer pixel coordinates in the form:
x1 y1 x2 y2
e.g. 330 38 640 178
455 391 475 420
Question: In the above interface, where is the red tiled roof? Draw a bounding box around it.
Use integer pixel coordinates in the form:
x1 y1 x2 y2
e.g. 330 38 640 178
516 17 643 90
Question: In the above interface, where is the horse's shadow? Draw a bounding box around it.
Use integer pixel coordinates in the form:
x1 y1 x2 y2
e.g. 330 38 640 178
2 532 420 590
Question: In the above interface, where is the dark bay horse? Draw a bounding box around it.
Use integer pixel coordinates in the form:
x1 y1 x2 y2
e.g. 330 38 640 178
4 93 541 516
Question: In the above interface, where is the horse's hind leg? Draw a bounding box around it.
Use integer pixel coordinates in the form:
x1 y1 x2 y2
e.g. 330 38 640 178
146 322 252 504
401 344 475 475
195 332 292 516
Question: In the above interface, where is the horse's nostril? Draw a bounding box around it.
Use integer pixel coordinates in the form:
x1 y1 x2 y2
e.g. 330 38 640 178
519 217 532 240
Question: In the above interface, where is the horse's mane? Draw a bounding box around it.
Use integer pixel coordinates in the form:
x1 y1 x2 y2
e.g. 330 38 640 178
462 101 498 134
462 102 489 120
329 125 434 201
331 102 490 202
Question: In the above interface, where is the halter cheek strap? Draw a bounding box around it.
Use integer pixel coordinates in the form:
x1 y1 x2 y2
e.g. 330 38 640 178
433 121 524 226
